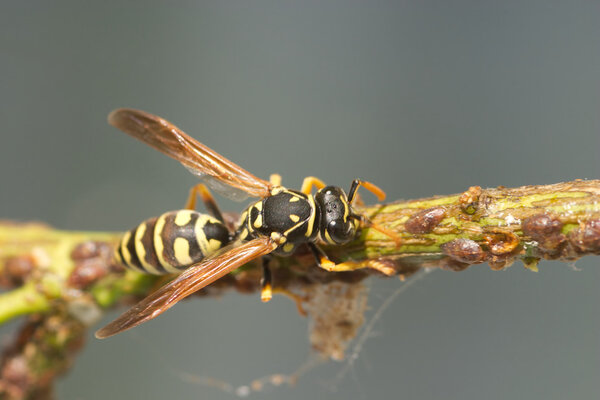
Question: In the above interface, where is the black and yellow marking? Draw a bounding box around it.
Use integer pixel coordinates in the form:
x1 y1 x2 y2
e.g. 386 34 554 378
116 178 392 279
134 217 162 274
115 210 231 275
100 108 408 340
304 194 318 238
236 188 319 256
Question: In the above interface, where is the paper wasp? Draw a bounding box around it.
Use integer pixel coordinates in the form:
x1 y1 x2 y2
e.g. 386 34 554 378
95 108 395 339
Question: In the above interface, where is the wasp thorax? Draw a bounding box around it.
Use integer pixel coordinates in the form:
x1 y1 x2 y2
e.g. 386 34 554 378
315 186 357 245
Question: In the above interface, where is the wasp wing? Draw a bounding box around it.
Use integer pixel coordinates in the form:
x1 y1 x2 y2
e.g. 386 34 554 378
95 237 276 339
108 108 272 200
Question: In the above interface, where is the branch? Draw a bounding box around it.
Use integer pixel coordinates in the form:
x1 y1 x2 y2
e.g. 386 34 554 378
0 180 599 399
336 179 600 272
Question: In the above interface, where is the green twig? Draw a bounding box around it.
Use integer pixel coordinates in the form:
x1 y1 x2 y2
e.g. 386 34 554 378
0 284 50 325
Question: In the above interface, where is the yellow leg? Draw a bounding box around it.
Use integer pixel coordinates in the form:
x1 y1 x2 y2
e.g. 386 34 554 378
365 259 396 276
308 242 395 275
261 281 273 303
300 176 327 194
307 242 396 275
361 218 403 247
184 184 225 222
307 242 338 271
272 288 308 316
259 255 308 314
318 259 396 276
260 258 273 302
184 184 200 210
269 173 282 186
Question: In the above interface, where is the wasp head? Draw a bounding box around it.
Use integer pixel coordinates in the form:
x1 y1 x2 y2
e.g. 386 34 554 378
314 186 360 245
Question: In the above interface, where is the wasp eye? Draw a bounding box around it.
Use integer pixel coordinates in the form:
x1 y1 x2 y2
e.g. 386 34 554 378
327 220 354 244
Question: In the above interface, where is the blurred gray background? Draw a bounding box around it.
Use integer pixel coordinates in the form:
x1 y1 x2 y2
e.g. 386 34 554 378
1 1 599 399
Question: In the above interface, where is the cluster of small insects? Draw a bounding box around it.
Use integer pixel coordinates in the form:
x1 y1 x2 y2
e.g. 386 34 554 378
96 109 394 339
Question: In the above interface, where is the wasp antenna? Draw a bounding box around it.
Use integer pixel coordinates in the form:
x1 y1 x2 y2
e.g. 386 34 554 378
348 180 386 204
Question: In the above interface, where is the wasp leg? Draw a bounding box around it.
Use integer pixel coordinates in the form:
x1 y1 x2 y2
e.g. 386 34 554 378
308 242 396 275
347 179 386 203
269 173 282 186
300 176 327 194
353 215 403 247
185 183 225 223
260 257 273 302
363 259 396 275
260 254 307 313
314 255 397 276
272 288 308 316
307 242 339 270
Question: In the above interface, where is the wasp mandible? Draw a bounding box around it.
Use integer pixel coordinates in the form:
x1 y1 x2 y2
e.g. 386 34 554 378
95 109 396 339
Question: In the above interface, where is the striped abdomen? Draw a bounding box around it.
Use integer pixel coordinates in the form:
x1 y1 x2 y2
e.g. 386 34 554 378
115 210 231 275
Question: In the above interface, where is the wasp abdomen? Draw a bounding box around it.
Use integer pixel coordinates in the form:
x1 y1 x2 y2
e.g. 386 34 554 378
115 210 231 275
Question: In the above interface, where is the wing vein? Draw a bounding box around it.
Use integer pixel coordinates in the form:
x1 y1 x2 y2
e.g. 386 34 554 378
108 108 272 199
95 237 276 339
